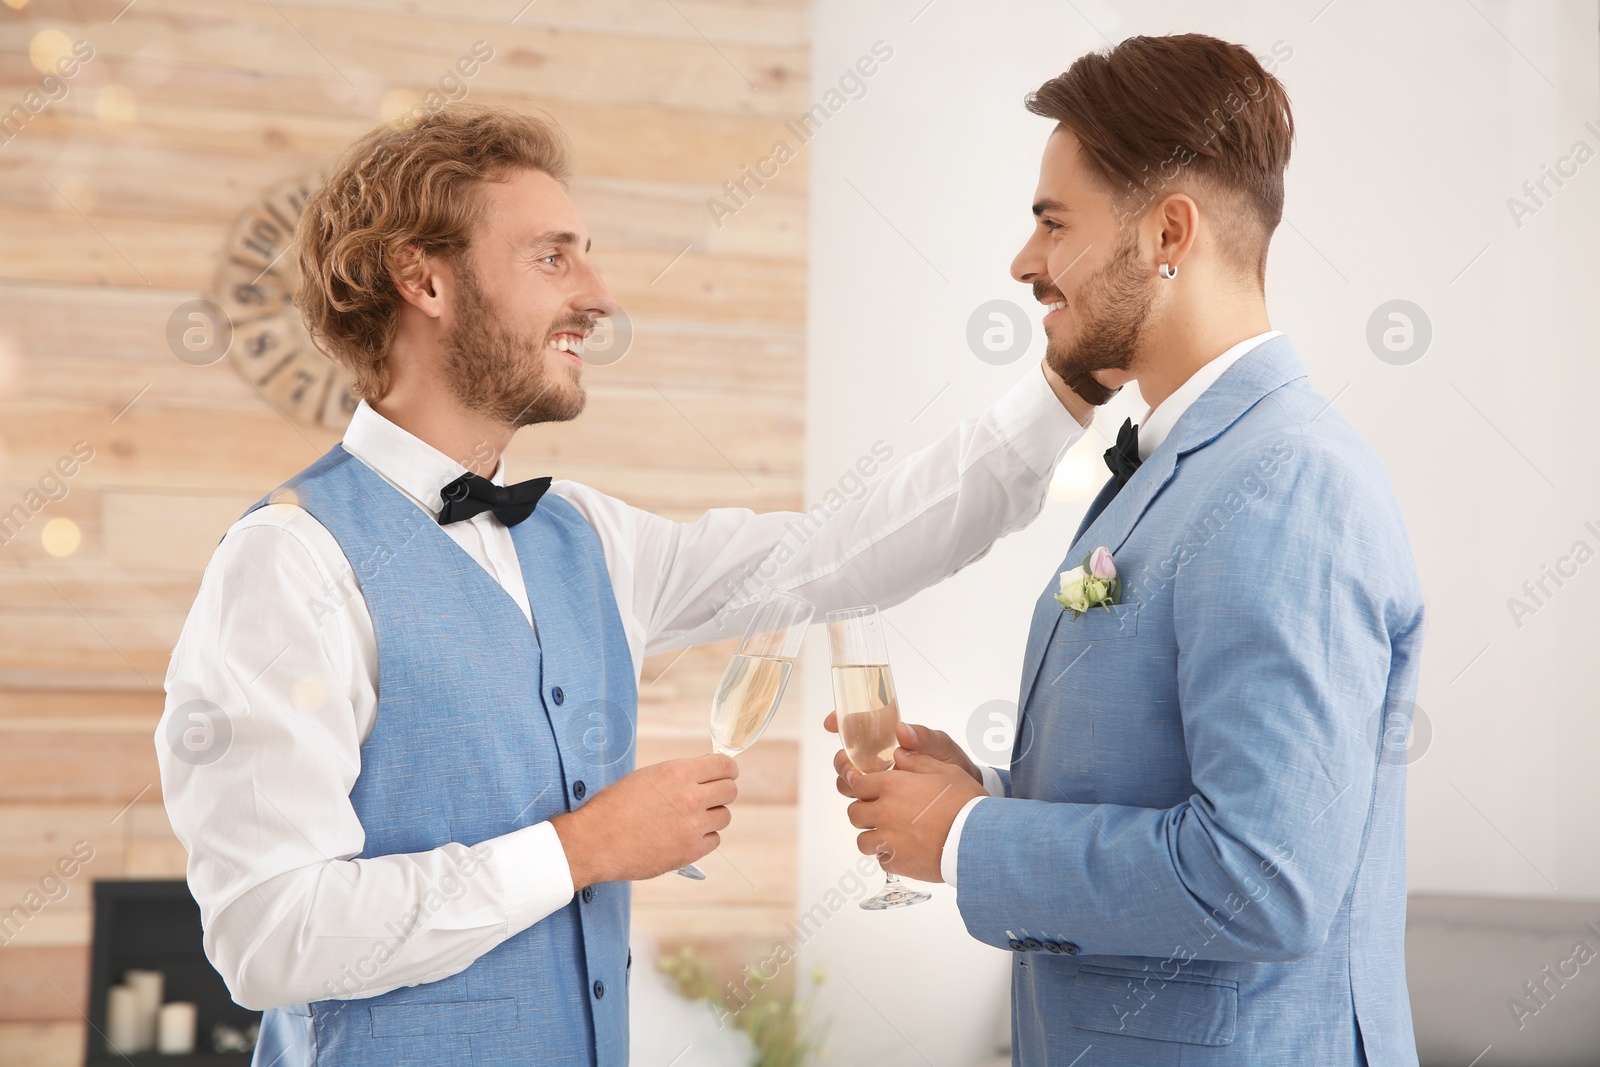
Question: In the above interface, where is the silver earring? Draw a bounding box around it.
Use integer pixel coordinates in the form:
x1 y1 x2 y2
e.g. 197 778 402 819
1159 262 1178 280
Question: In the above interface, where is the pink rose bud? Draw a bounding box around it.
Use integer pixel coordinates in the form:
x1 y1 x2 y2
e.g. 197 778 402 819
1089 546 1116 580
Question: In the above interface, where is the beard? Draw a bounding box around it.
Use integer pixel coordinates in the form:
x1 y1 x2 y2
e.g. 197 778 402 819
1039 228 1158 406
441 262 588 428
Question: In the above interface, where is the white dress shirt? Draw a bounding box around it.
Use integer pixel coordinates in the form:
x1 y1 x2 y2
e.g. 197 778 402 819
940 330 1279 887
1134 330 1282 461
159 368 1085 1010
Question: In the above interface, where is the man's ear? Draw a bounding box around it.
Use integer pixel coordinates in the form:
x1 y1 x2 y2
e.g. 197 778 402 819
1151 191 1200 275
390 244 448 320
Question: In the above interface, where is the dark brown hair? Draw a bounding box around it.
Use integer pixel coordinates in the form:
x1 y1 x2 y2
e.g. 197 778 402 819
1026 34 1294 285
295 105 573 399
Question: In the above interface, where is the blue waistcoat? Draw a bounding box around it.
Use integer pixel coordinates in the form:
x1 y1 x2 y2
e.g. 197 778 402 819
245 445 636 1067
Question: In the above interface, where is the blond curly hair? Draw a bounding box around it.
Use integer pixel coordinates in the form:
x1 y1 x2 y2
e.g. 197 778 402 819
295 105 573 400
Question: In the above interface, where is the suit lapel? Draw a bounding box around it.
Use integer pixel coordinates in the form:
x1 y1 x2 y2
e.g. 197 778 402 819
1072 476 1120 547
1016 571 1068 717
1015 449 1180 706
1014 335 1311 716
1067 445 1180 567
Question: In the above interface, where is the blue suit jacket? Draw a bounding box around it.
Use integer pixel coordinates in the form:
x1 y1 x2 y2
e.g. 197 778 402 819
958 336 1424 1066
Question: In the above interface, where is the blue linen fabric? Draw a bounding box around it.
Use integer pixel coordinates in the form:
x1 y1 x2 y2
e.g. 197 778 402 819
244 446 634 1067
959 337 1424 1067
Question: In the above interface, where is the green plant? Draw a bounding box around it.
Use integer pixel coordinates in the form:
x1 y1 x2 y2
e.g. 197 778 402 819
657 945 830 1066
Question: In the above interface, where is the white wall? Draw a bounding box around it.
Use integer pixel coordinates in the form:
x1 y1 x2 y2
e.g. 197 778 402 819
798 1 1600 1063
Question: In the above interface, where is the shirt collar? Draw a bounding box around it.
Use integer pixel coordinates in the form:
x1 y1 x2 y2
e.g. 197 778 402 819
1136 330 1282 461
341 399 506 517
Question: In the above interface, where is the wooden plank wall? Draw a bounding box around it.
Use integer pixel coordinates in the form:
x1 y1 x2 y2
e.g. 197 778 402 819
0 1 809 1062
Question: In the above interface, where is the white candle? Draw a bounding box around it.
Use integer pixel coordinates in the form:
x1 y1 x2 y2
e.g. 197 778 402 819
105 984 140 1054
157 1001 198 1055
123 969 163 1053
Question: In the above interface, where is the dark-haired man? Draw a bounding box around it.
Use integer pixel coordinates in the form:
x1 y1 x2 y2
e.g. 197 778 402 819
836 33 1423 1066
157 105 1101 1067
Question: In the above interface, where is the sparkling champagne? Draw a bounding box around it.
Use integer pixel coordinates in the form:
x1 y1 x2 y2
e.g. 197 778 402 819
709 654 795 755
832 663 900 773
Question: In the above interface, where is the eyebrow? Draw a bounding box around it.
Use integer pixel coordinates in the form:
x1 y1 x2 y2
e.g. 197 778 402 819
1032 199 1070 217
530 230 591 252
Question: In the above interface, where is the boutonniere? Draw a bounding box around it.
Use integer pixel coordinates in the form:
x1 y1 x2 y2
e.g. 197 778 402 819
1055 546 1122 619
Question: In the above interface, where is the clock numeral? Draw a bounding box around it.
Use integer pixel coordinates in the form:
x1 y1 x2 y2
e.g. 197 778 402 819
238 218 287 265
286 368 315 405
245 330 277 359
232 282 269 306
214 176 359 432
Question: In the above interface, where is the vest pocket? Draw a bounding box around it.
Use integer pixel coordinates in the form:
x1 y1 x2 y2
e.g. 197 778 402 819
1065 965 1236 1046
369 997 519 1038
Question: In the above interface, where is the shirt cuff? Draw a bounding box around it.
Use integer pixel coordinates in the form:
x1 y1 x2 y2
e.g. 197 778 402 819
492 821 576 936
940 795 989 888
979 763 1006 798
988 364 1091 479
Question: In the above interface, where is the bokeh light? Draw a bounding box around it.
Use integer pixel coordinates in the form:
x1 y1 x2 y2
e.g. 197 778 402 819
290 678 324 711
28 28 73 74
96 85 139 127
41 517 81 558
379 88 422 127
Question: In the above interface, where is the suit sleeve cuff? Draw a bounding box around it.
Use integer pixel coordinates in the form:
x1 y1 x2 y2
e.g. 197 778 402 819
940 796 989 887
493 821 576 936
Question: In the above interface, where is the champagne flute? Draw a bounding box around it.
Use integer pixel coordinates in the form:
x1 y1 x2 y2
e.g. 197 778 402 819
826 605 932 910
676 590 814 879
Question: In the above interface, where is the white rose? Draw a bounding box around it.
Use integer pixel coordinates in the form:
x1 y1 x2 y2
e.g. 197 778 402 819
1055 570 1091 613
1058 566 1086 594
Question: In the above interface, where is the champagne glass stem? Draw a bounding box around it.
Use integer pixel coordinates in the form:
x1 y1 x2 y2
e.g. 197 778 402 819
827 605 931 910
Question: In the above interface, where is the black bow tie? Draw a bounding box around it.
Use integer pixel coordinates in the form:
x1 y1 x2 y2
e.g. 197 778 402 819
437 472 553 527
1103 418 1143 487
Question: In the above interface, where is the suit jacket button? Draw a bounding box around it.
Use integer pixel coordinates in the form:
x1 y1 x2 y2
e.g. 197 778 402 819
581 886 593 903
551 686 565 706
1045 941 1064 953
1023 938 1043 952
1008 938 1025 951
593 980 605 999
573 780 587 800
1062 941 1080 955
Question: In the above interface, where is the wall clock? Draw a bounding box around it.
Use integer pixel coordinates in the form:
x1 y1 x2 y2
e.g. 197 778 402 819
211 177 359 430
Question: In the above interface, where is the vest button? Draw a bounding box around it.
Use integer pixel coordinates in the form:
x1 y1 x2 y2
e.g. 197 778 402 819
573 780 586 800
593 980 605 999
551 686 565 706
581 886 593 903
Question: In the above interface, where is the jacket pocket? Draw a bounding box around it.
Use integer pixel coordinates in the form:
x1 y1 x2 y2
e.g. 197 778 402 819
1052 599 1141 643
1065 964 1236 1046
368 998 519 1038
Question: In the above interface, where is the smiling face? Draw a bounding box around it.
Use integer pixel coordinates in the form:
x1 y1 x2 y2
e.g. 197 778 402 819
441 167 616 427
1011 127 1160 396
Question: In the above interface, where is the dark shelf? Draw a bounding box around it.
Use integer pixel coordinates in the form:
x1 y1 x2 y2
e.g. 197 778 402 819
84 880 262 1066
